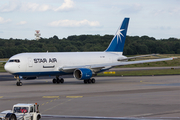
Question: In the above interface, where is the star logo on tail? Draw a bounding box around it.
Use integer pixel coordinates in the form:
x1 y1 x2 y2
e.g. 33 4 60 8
116 29 124 43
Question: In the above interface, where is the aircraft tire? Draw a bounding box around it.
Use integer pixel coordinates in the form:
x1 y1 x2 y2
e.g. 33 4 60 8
88 79 91 83
53 79 57 84
16 82 22 86
91 78 95 83
84 80 88 84
57 79 60 84
60 78 64 83
16 82 19 86
19 82 22 86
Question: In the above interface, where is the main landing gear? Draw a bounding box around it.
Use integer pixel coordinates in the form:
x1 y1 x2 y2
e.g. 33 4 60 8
52 76 64 84
15 76 22 86
84 78 95 84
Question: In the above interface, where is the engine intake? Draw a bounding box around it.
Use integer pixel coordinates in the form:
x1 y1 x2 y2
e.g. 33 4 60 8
74 68 92 80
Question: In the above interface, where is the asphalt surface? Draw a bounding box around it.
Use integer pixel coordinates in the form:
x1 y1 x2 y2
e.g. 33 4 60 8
0 72 180 120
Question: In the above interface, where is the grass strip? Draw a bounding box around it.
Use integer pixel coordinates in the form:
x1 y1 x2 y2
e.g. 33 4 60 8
0 62 6 72
98 69 180 76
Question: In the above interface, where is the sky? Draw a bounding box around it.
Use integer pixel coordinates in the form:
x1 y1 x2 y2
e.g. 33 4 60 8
0 0 180 40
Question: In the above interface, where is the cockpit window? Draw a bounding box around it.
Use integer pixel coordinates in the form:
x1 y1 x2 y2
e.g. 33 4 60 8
8 59 20 63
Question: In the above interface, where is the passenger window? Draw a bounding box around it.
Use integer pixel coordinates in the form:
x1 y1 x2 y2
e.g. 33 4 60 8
30 107 33 112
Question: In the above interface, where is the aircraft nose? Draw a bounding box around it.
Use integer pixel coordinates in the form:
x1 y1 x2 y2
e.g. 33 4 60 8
4 63 11 73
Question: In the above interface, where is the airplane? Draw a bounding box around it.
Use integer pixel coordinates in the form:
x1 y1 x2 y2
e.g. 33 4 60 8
4 18 175 86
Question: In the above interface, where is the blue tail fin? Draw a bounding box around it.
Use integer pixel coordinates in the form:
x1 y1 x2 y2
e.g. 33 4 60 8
105 18 129 53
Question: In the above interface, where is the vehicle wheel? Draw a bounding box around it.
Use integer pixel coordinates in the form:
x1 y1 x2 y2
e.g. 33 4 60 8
91 78 95 83
53 79 57 84
60 78 64 83
37 115 41 120
84 80 88 84
9 114 16 120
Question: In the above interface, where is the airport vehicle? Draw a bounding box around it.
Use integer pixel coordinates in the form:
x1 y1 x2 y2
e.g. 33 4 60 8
0 103 41 120
4 18 175 86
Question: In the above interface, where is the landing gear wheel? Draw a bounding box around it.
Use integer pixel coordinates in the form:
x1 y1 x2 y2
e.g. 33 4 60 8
91 78 95 83
19 82 22 86
16 82 19 86
53 79 57 84
16 82 22 86
53 77 64 84
88 79 91 83
15 76 22 86
57 78 60 84
60 78 64 83
84 80 88 84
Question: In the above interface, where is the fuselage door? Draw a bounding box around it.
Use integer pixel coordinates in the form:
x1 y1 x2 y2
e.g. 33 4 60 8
28 58 33 67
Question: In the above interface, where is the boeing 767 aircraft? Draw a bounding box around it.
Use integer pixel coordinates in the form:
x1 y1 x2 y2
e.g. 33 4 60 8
4 18 174 86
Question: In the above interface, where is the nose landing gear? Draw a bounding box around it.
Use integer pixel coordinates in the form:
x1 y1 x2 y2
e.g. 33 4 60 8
15 76 22 86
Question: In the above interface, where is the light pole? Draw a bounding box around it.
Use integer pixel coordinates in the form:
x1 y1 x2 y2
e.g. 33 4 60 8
35 30 41 40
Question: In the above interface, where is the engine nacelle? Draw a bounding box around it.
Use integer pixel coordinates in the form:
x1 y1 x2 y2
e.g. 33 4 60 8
74 68 92 80
23 77 37 80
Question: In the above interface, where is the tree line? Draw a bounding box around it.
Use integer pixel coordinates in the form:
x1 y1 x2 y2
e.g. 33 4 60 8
0 35 180 58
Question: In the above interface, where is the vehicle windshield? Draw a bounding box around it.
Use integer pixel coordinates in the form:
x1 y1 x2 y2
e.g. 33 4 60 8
8 59 20 63
14 107 28 113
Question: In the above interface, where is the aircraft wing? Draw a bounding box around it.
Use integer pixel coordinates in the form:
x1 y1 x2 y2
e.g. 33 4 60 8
0 61 6 62
118 54 159 61
104 57 174 67
59 57 175 72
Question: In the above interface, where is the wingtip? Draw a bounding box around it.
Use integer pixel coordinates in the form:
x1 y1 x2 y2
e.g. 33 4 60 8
172 57 178 60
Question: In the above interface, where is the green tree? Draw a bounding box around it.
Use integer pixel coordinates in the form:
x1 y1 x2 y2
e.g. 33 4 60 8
0 51 4 58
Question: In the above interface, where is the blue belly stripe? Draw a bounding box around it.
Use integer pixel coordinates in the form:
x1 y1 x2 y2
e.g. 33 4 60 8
12 71 72 77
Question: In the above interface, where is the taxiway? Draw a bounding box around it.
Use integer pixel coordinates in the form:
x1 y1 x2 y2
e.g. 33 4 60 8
0 73 180 120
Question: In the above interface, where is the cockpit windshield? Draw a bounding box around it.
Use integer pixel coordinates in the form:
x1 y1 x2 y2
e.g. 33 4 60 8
8 59 20 63
14 107 29 113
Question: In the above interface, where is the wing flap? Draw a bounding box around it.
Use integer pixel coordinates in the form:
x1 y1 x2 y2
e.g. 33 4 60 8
118 54 159 61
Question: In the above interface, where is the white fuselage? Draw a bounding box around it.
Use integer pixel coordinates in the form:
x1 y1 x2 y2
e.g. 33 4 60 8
4 52 126 77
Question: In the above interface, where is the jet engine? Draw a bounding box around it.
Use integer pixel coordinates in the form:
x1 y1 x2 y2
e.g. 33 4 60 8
73 68 92 80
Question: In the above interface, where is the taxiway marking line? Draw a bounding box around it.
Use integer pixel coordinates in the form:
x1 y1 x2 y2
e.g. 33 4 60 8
41 96 60 106
41 99 73 113
42 96 59 98
66 96 83 98
128 110 180 117
0 96 3 98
